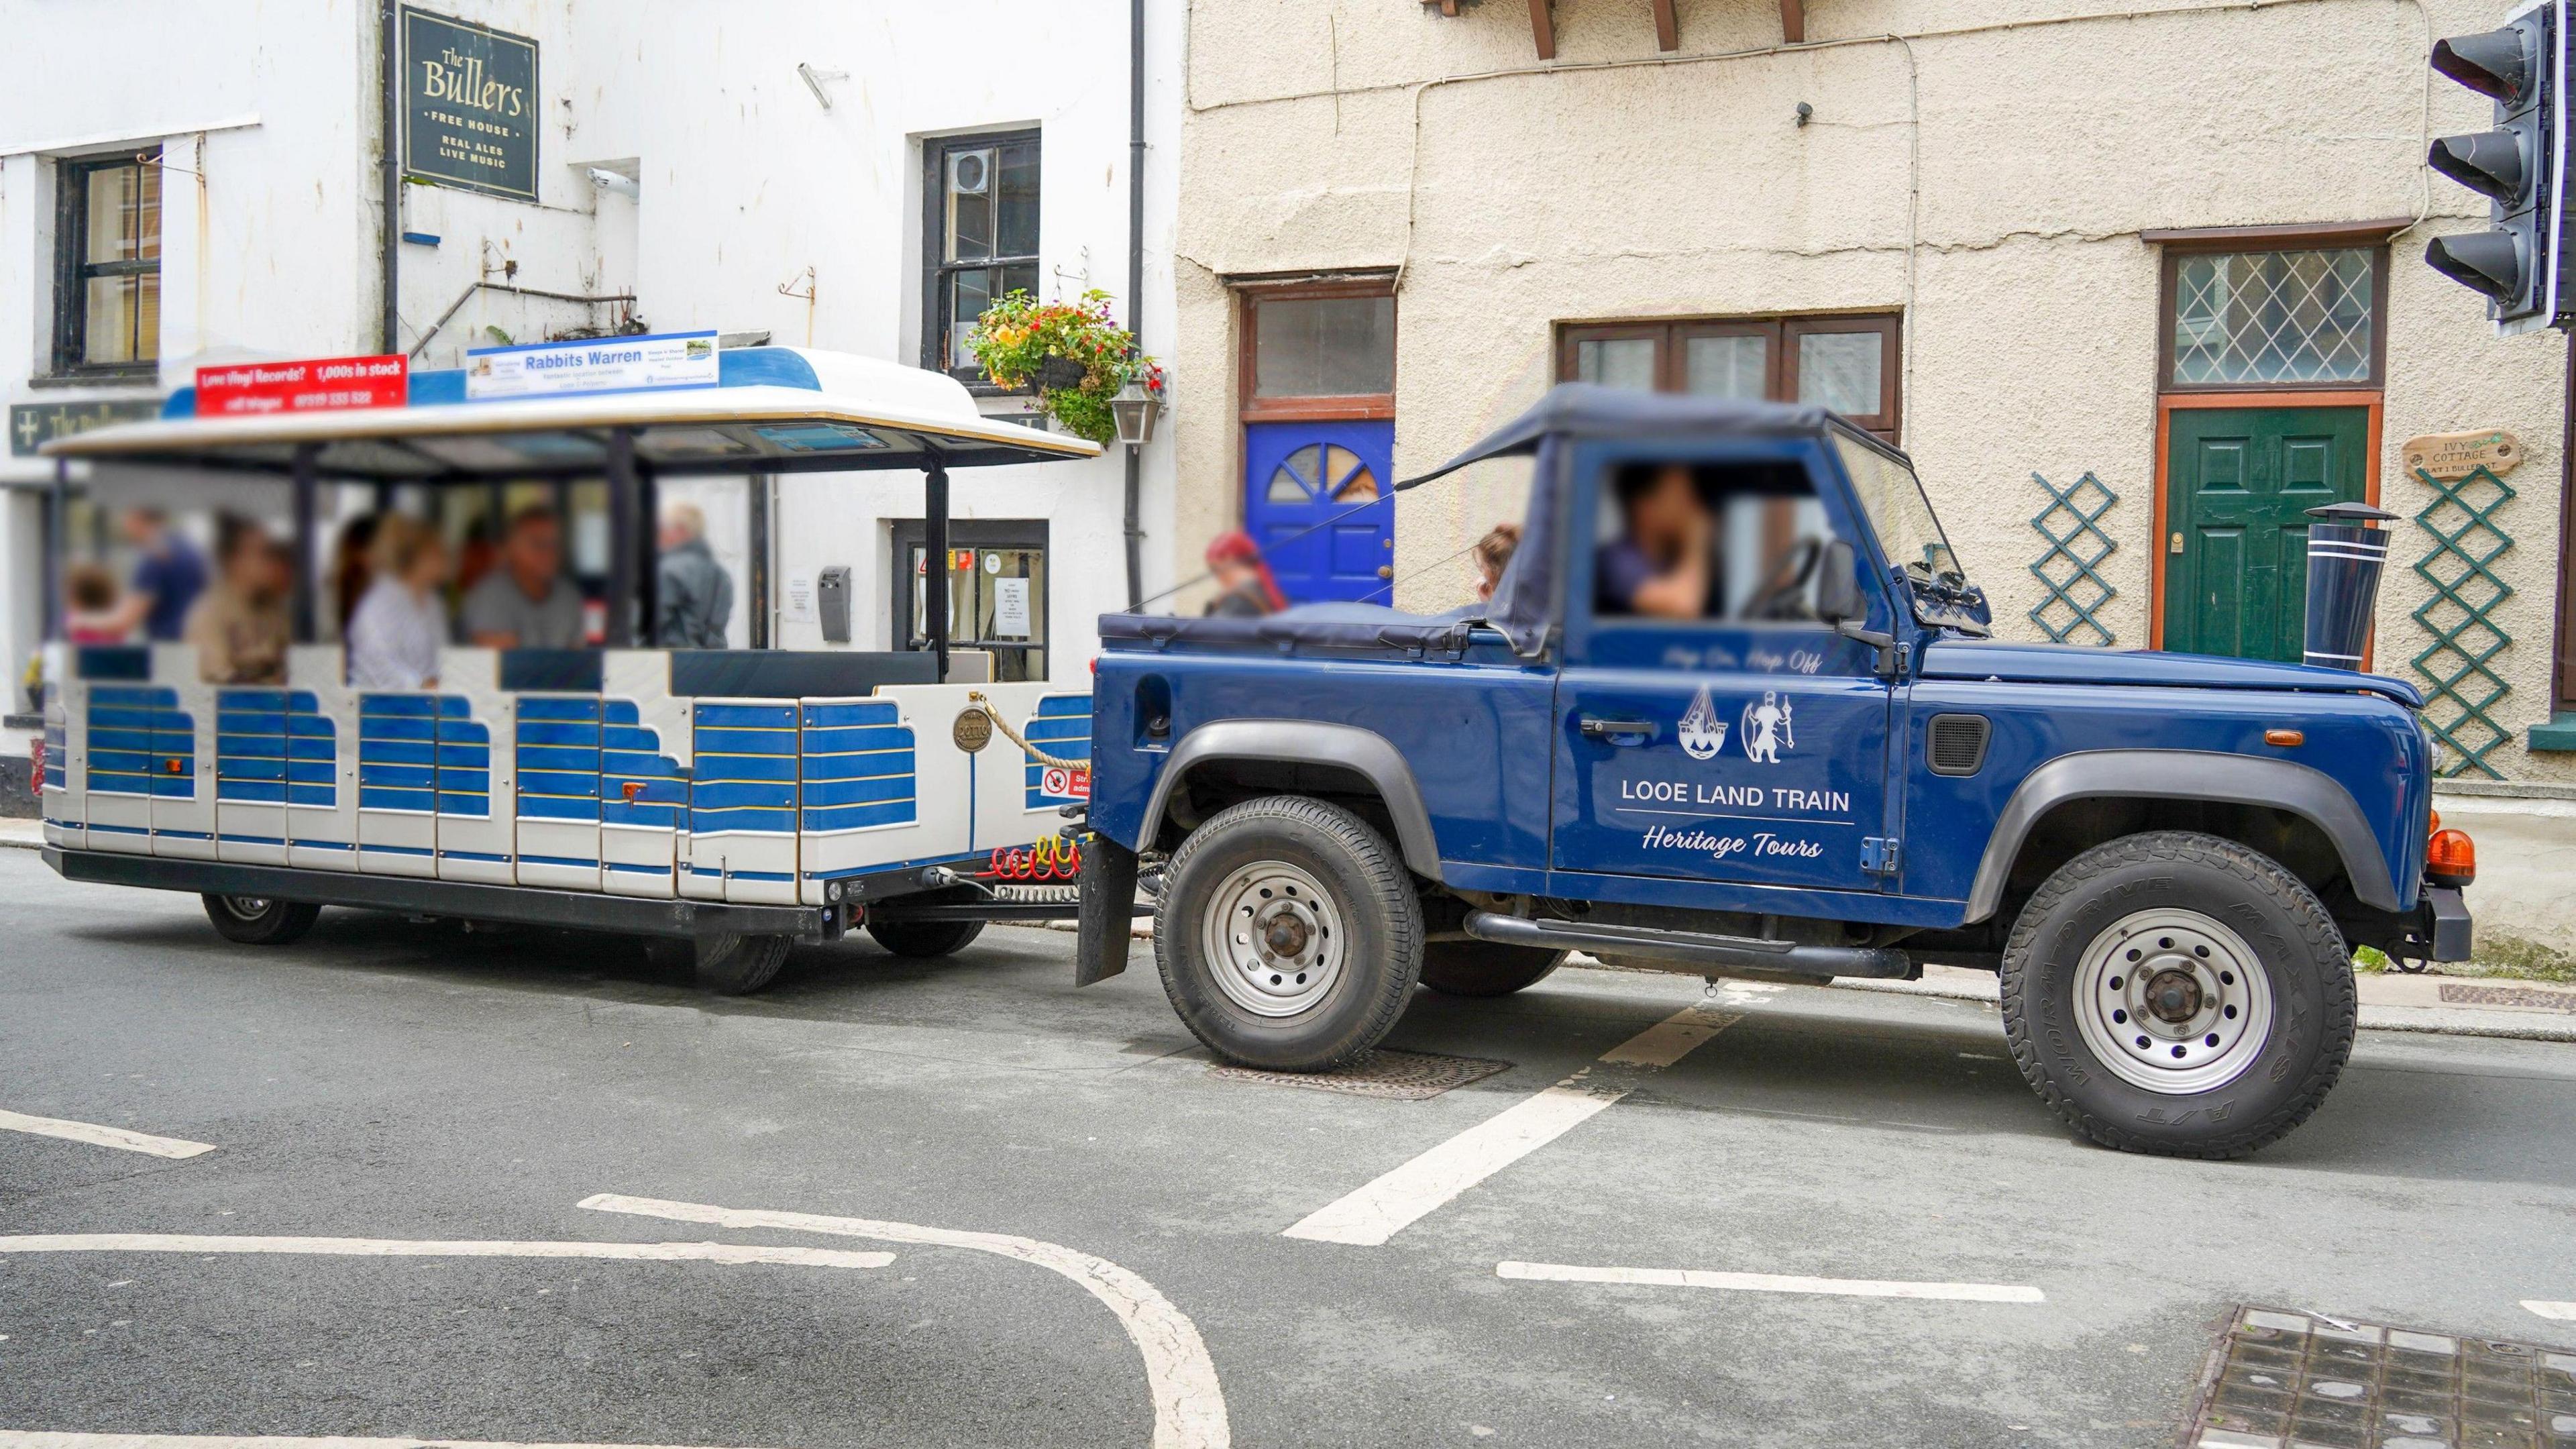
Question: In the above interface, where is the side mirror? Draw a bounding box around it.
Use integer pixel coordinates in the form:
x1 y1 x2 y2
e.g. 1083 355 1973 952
1816 539 1865 625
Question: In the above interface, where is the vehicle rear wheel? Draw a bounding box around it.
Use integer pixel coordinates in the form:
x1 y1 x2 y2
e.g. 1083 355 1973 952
200 893 321 945
1156 795 1422 1071
2001 830 2355 1159
1419 941 1567 998
865 918 987 959
688 932 794 995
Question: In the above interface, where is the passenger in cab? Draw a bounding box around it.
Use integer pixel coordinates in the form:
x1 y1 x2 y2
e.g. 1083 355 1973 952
1595 463 1715 620
184 517 292 685
347 515 450 690
462 504 583 649
654 502 735 649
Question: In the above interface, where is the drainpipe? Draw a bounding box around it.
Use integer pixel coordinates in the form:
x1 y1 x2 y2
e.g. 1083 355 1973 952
1122 0 1146 610
378 0 400 354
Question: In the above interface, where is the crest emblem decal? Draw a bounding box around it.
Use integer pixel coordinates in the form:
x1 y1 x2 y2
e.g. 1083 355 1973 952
1740 690 1796 763
1679 686 1728 760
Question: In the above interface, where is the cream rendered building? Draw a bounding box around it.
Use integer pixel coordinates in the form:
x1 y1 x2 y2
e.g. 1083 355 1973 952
1169 0 2576 957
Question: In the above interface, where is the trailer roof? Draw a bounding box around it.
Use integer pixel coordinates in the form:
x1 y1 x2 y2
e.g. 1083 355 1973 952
39 346 1100 480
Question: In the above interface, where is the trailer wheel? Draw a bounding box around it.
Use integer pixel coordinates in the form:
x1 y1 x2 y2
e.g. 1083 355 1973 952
865 918 987 959
1156 795 1421 1071
2001 830 2356 1159
1419 941 1567 998
690 933 794 995
200 893 322 946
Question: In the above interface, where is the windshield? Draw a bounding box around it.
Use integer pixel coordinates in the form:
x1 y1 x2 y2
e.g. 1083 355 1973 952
1831 432 1964 586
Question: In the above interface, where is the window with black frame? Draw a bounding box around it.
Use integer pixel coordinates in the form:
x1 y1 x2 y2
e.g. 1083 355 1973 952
921 131 1039 382
55 150 162 374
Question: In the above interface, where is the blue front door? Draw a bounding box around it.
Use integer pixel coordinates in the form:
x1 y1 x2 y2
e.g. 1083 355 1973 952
1242 419 1395 604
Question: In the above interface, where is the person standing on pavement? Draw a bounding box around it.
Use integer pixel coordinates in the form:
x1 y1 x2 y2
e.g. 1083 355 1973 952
183 517 292 684
345 515 451 690
460 505 584 649
107 507 208 642
653 502 733 649
1201 531 1286 617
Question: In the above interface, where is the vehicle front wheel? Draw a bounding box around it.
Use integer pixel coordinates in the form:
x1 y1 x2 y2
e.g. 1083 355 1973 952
2001 830 2356 1159
1156 795 1423 1071
865 917 986 959
1419 941 1567 998
200 893 321 945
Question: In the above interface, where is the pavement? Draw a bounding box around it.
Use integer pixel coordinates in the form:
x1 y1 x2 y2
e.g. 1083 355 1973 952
1 849 2570 1448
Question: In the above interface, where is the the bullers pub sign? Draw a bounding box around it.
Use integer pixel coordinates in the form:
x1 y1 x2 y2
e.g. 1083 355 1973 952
401 7 538 203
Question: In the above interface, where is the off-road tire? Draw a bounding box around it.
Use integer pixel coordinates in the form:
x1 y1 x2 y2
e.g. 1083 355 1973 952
1419 941 1568 998
1156 795 1423 1071
690 933 794 995
866 918 987 959
201 893 322 945
2001 830 2356 1159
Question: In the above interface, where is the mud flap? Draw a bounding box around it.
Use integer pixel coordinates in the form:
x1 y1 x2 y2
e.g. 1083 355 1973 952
1075 833 1140 985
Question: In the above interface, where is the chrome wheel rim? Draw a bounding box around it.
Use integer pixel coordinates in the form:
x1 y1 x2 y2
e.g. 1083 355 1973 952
2072 908 2275 1095
1201 859 1346 1018
219 896 274 920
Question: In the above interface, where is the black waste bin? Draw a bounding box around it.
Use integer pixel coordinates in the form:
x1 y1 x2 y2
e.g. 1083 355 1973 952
2302 500 2400 672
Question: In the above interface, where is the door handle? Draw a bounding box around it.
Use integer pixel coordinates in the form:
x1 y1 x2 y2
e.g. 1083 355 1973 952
1578 717 1660 743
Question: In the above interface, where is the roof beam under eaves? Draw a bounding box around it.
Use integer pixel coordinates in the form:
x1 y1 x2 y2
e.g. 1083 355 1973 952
1527 0 1555 59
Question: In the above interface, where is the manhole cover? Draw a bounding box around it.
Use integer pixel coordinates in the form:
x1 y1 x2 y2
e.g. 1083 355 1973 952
2184 1305 2576 1448
1210 1049 1512 1100
2440 983 2576 1012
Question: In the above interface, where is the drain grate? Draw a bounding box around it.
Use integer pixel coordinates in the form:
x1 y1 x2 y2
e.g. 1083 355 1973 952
1210 1049 1513 1100
2185 1305 2576 1448
2440 982 2576 1012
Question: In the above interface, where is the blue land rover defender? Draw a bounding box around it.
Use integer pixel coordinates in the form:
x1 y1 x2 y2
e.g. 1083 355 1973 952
1074 386 2472 1158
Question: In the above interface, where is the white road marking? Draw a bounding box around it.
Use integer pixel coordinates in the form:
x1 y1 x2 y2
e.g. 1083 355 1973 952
2526 1299 2575 1320
1497 1259 2046 1303
0 1423 767 1433
0 1436 770 1449
1281 995 1766 1247
0 1110 215 1159
0 1234 891 1271
582 1193 1226 1449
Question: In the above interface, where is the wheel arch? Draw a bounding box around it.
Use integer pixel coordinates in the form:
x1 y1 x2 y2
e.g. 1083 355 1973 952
1141 720 1444 882
1964 750 2400 923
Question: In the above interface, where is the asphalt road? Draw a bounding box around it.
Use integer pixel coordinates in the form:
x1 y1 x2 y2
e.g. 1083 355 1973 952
1 849 2570 1448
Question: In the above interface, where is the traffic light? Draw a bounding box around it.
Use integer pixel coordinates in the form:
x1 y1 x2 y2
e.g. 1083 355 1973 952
2425 1 2567 333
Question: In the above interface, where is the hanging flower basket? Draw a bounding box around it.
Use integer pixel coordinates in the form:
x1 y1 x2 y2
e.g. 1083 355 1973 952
966 288 1164 446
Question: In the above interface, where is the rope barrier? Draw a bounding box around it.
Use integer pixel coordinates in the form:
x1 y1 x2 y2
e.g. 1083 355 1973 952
964 690 1090 770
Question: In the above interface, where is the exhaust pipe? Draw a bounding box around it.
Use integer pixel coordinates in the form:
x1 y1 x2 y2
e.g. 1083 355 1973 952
2302 501 2399 672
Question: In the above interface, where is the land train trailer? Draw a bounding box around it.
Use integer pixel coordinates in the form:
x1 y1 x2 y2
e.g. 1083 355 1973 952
35 345 1135 992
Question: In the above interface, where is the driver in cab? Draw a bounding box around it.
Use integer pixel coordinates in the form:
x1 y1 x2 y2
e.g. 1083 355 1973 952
1596 464 1716 619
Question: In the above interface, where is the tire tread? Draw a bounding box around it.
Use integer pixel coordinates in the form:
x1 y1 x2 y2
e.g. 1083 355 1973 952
2000 830 2357 1159
1155 794 1422 1070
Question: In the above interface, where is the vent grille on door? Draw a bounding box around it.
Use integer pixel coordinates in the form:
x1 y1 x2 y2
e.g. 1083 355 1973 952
1927 714 1991 776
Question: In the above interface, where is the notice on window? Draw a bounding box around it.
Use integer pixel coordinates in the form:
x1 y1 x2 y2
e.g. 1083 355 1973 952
784 571 816 625
993 576 1032 638
465 331 718 401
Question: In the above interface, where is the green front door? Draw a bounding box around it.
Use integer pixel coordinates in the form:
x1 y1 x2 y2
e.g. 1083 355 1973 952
2162 405 2371 661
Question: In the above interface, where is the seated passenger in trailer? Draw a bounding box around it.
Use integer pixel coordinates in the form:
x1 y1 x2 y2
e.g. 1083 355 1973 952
109 506 209 643
461 504 584 649
653 502 733 649
347 515 451 690
184 516 292 684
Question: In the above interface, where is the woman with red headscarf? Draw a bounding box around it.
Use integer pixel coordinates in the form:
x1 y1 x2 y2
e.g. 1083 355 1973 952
1203 531 1288 617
